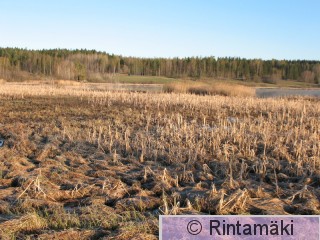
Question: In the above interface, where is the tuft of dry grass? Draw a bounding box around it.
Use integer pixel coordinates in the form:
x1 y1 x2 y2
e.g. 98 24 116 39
0 213 47 238
210 83 255 97
162 81 191 93
53 79 82 86
163 81 255 97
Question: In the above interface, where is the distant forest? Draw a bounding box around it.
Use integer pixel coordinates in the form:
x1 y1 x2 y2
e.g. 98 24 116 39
0 47 320 83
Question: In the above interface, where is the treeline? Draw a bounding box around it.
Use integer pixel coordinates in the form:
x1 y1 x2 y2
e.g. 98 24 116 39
0 47 320 83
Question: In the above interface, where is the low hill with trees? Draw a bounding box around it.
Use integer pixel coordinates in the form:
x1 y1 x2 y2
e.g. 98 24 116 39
0 47 319 84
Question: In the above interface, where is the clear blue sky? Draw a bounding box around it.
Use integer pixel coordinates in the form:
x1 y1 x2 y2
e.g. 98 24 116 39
1 0 319 60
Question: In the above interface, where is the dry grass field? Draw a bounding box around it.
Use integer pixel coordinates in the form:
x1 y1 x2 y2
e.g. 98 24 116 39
0 82 319 239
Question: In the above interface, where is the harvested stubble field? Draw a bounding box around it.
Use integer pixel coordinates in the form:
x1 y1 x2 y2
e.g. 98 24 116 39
0 83 319 239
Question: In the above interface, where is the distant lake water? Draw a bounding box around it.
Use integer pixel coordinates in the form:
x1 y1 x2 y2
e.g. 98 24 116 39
256 88 320 98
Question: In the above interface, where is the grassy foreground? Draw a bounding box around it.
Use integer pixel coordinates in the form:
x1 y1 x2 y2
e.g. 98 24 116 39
0 83 319 239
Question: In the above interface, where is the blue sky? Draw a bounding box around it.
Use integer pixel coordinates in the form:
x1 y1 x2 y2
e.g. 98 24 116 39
0 0 319 60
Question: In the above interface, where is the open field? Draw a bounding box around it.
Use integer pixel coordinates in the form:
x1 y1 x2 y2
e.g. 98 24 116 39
0 83 319 239
102 75 175 84
12 74 318 88
102 74 320 89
